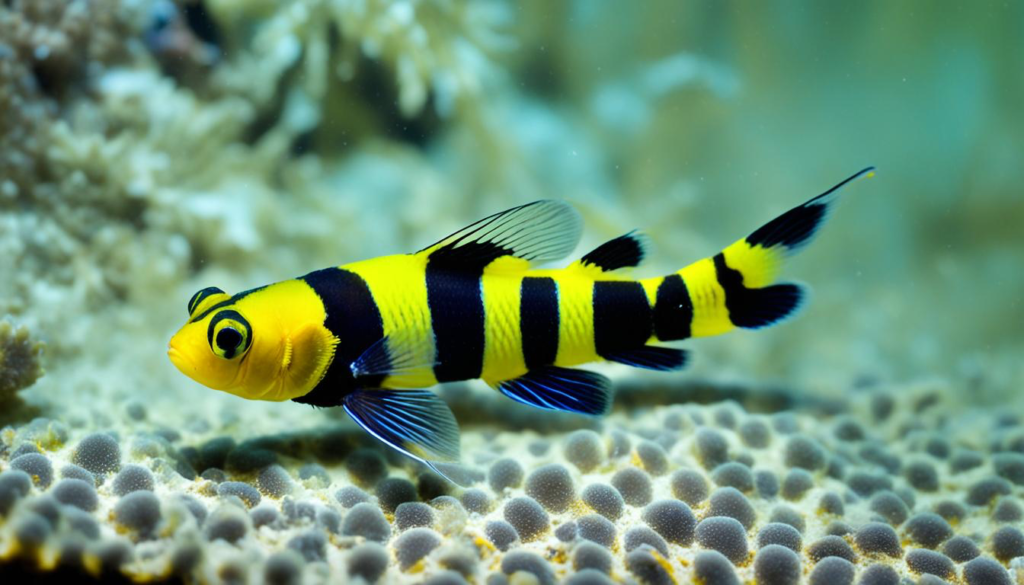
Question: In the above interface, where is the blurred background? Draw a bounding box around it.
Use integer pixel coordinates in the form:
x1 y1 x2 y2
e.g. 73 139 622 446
1 0 1021 422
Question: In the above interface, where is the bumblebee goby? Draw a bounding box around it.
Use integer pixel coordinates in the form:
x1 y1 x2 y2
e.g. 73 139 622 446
168 167 875 483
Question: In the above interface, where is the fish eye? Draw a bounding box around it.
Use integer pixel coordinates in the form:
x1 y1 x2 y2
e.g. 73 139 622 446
207 310 252 360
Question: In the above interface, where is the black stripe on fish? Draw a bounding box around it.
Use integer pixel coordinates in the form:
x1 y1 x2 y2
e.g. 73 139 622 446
426 248 488 382
713 253 803 329
653 274 693 341
579 231 647 272
296 268 386 406
592 280 652 356
519 276 560 369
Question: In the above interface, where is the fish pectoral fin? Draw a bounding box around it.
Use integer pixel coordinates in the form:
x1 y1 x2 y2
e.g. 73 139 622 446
494 366 613 416
285 324 338 389
343 388 461 466
602 346 689 371
350 333 437 387
417 200 582 270
574 230 649 274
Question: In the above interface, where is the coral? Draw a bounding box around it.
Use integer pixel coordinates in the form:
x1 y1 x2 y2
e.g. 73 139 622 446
0 320 43 416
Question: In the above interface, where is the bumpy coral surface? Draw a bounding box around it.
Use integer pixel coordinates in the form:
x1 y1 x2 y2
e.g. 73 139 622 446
1 383 1022 584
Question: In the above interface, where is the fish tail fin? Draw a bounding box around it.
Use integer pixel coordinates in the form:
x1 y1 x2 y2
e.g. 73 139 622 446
648 167 875 340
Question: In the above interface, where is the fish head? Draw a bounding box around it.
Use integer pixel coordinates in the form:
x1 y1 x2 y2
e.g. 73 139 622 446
169 282 336 402
169 286 255 395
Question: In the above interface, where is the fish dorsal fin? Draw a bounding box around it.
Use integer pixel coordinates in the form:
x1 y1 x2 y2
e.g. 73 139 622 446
575 230 649 274
418 200 582 271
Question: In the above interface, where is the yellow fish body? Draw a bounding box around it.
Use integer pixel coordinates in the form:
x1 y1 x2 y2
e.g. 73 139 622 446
168 168 874 480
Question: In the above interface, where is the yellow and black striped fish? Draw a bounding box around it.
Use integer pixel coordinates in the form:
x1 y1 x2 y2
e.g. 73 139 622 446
168 167 874 481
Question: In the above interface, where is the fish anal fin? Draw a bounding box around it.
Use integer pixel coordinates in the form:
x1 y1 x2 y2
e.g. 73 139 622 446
418 200 582 271
577 230 649 273
343 389 461 465
602 346 689 371
495 366 612 416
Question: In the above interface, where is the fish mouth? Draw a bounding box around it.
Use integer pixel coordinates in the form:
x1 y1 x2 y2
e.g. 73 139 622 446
167 343 194 376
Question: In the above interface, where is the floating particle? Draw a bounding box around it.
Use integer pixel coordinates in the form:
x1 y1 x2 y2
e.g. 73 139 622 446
488 458 525 493
695 516 748 564
756 522 802 553
525 464 576 513
754 544 802 585
611 467 653 507
563 430 604 473
342 502 391 542
642 499 696 545
112 464 155 496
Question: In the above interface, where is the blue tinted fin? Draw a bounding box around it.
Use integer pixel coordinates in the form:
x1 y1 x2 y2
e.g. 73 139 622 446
579 230 649 272
603 346 689 371
350 334 437 385
343 390 462 480
496 367 612 416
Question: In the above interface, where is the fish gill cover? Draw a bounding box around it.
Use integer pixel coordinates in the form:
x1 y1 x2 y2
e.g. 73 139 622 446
0 1 1022 583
